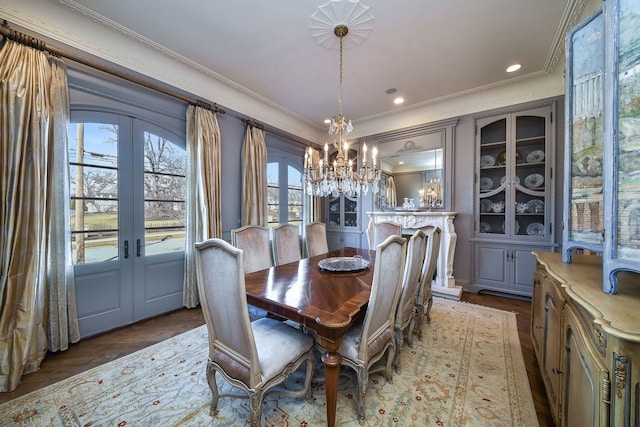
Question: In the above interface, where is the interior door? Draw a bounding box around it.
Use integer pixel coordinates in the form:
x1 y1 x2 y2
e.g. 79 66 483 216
70 111 185 337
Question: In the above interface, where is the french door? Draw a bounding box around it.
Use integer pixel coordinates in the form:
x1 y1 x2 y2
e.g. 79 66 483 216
70 111 186 337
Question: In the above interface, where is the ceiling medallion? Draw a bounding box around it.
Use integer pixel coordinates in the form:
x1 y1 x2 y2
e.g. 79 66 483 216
309 0 374 49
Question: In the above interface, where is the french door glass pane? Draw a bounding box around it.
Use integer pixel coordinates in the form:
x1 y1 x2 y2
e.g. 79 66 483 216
267 162 279 225
69 123 119 265
143 132 186 254
288 165 302 226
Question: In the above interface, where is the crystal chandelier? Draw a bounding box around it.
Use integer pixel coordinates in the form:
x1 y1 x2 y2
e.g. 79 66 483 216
304 24 380 198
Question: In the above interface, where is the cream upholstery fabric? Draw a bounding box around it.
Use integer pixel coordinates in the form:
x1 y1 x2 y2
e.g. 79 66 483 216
194 238 314 426
316 234 407 425
414 226 442 340
305 222 329 257
184 105 222 307
393 229 427 373
371 221 402 248
231 225 272 274
272 224 302 266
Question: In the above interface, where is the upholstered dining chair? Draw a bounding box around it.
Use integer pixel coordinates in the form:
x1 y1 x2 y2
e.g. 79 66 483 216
194 238 314 427
305 221 329 257
316 234 407 425
370 221 402 248
414 226 442 340
393 229 427 373
231 225 272 273
272 224 302 266
231 225 273 320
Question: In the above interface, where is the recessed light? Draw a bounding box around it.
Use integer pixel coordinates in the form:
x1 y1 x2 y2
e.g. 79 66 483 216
506 64 522 73
386 88 397 94
323 119 331 124
399 161 404 165
394 97 404 105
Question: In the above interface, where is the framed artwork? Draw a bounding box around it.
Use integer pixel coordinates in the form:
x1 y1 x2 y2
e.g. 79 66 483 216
603 0 640 293
562 7 605 263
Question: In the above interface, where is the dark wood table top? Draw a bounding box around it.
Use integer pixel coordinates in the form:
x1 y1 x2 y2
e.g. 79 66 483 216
244 247 375 346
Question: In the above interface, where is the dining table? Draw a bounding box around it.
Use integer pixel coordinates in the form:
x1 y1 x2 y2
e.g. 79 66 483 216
243 246 375 427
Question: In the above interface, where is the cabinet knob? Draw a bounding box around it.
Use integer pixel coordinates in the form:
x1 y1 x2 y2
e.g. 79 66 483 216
535 325 543 330
552 368 563 375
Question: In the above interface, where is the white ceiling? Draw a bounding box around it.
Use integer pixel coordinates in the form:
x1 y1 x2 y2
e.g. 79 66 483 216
56 0 582 131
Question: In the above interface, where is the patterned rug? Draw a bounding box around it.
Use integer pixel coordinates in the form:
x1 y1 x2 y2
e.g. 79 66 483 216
0 299 538 426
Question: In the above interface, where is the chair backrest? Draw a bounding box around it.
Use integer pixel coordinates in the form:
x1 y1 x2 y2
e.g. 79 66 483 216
272 224 302 266
359 234 407 361
231 225 272 273
373 221 402 248
194 238 261 386
417 226 442 304
395 229 427 328
305 222 329 257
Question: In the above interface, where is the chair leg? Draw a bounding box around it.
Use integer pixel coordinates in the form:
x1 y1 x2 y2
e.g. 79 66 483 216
249 391 263 427
414 302 425 341
394 328 403 373
304 353 314 403
356 367 369 425
426 295 434 323
406 315 415 348
206 363 219 415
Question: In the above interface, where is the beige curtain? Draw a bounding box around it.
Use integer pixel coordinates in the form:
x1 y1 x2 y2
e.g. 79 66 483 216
183 105 222 307
46 58 80 352
386 175 397 207
0 41 76 391
241 126 267 226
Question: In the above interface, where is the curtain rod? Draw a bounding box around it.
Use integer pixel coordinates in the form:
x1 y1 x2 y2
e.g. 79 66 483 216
241 118 314 150
0 20 225 115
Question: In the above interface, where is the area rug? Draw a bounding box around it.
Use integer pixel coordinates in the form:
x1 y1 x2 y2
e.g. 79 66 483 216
0 299 538 426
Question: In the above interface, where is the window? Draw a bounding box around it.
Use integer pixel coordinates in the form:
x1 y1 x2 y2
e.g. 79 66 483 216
267 156 303 231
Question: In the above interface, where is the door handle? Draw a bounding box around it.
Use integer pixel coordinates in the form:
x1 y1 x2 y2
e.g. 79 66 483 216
124 240 129 259
137 239 142 257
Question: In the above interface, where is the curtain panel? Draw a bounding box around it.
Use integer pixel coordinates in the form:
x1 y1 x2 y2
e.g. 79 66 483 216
241 126 267 226
0 41 77 392
183 105 222 308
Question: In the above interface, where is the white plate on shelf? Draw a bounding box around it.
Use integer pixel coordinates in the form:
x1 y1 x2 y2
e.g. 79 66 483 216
524 173 544 188
318 256 370 272
480 155 495 167
526 222 545 236
527 150 545 163
480 199 493 213
479 222 491 233
526 199 544 214
480 177 494 191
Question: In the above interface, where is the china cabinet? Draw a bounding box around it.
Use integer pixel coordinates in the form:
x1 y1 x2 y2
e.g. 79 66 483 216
326 195 362 250
532 252 640 427
472 105 556 297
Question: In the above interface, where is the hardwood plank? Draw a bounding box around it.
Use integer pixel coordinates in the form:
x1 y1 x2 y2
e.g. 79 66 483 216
0 293 555 427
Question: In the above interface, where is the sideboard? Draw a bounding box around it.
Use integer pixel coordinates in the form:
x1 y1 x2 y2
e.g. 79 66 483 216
366 211 462 300
532 251 640 426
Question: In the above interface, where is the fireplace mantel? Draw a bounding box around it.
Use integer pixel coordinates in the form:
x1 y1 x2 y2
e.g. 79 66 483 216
366 211 462 300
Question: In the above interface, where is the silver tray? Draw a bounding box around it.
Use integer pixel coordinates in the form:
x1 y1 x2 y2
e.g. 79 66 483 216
318 256 370 272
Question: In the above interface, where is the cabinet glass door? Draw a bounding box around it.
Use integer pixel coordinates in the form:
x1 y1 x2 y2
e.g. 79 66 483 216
478 117 508 236
514 114 548 239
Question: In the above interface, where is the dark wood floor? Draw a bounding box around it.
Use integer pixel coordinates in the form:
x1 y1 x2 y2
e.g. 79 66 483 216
0 292 554 426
